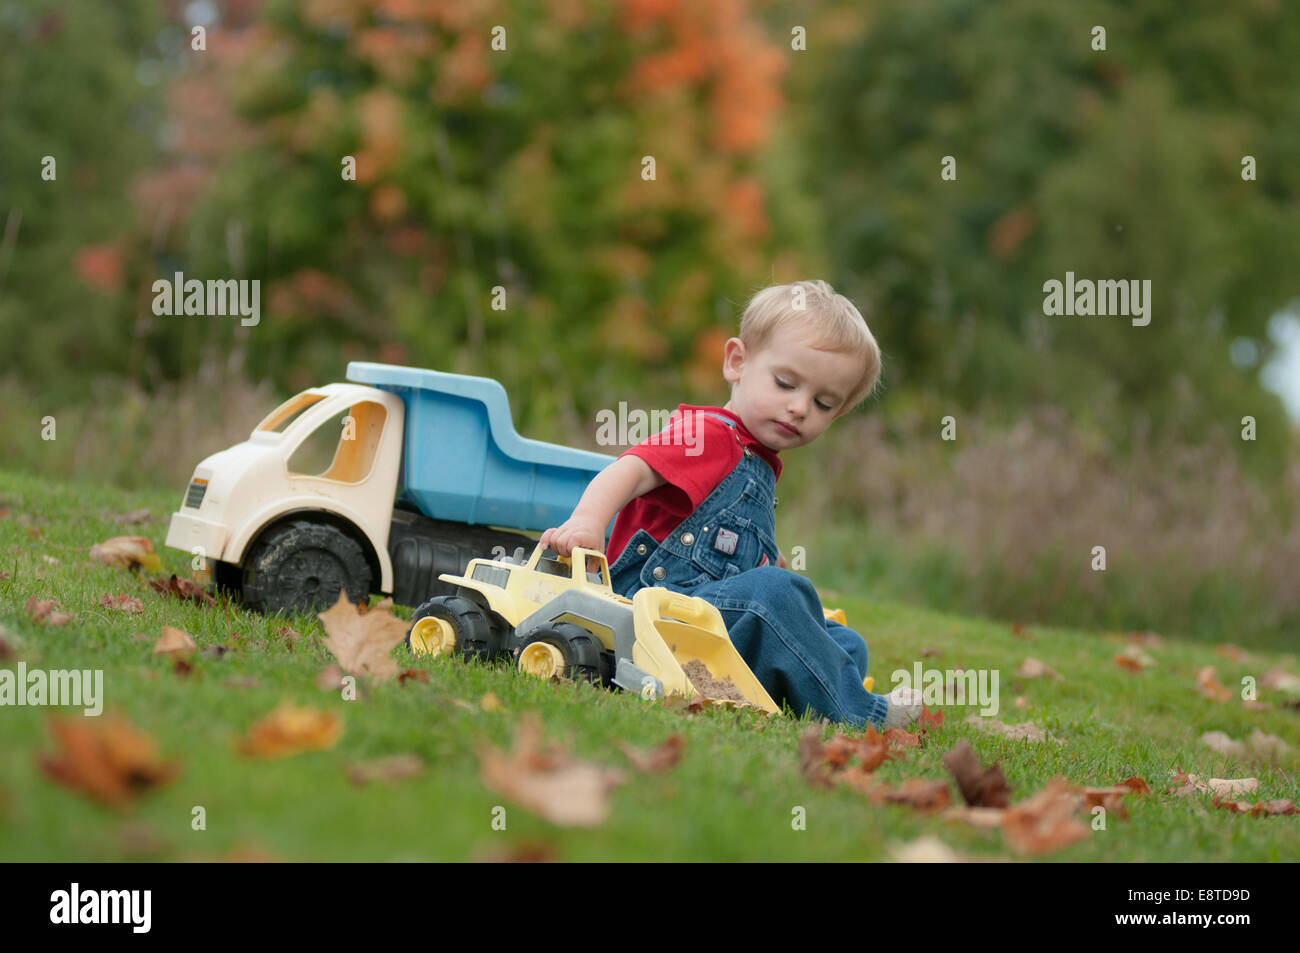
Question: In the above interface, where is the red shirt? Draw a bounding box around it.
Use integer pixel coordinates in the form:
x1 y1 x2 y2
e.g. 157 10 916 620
606 405 783 564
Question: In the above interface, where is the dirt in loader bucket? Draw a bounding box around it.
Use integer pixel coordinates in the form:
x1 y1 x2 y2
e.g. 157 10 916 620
682 658 748 703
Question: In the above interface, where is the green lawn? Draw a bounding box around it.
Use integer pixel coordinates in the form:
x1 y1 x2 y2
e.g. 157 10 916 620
0 467 1296 861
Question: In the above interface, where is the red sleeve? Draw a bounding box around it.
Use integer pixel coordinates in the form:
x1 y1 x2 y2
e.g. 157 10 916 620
621 412 737 511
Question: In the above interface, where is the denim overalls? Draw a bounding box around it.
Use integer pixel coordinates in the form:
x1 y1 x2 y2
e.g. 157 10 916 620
608 412 890 727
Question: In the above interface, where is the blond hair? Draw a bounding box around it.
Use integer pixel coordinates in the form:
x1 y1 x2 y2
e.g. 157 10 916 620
736 280 881 412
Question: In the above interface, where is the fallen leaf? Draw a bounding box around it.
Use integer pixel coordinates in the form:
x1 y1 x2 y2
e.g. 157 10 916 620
1206 777 1258 798
317 592 410 683
1115 646 1156 671
1216 643 1249 662
1079 785 1132 819
476 842 559 863
97 593 144 614
171 657 197 678
619 734 686 774
277 625 299 651
1200 730 1246 757
882 727 921 749
478 713 626 827
1167 769 1209 796
798 727 834 789
397 668 429 685
942 740 1011 807
316 666 345 691
152 626 197 659
889 836 969 863
964 713 1062 745
920 648 941 658
1001 779 1090 855
1011 622 1034 641
1246 728 1289 760
148 574 215 606
1119 776 1151 796
38 714 179 808
1127 630 1164 648
480 691 505 713
918 706 944 731
1195 666 1231 704
89 536 163 572
1260 669 1300 695
942 805 1007 829
26 596 71 626
237 703 342 758
856 777 952 813
1211 796 1297 816
1014 695 1028 708
347 753 424 785
1016 657 1064 681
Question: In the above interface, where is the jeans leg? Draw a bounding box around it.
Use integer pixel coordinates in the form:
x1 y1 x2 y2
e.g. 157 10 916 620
825 619 869 680
692 567 889 728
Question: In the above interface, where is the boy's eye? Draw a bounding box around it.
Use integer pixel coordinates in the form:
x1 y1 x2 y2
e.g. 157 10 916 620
815 400 834 411
775 377 793 390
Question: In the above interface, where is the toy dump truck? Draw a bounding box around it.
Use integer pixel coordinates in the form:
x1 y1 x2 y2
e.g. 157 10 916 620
164 362 616 614
408 540 781 712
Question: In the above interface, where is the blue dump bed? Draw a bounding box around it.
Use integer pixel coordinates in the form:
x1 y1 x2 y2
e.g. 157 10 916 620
346 362 617 536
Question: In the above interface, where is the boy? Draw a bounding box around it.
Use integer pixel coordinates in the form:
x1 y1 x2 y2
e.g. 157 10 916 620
539 280 921 729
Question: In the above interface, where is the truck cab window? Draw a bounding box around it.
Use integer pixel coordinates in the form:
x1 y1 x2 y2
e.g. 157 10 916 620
288 401 388 483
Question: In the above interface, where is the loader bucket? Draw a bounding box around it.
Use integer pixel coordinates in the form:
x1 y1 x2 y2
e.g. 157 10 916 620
630 589 779 714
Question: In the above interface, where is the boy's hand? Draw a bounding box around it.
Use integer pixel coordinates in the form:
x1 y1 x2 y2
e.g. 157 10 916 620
777 547 788 569
539 515 607 558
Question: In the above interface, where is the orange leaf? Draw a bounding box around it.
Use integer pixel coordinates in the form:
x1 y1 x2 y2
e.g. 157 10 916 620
38 714 178 808
942 740 1011 808
153 626 197 659
317 592 410 683
89 536 163 572
237 703 342 758
619 734 687 774
1001 779 1090 855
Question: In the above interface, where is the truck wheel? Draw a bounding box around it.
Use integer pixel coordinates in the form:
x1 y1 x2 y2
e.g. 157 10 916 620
516 623 607 686
243 519 372 615
407 595 500 662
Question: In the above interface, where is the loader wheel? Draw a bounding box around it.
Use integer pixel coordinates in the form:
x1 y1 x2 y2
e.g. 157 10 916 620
242 520 372 615
516 623 607 686
407 595 500 662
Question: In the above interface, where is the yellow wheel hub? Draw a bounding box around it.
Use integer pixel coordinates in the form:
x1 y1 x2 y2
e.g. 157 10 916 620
409 616 457 656
518 641 566 678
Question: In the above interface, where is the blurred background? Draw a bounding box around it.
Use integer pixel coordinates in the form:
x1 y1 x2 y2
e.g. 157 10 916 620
1 0 1297 646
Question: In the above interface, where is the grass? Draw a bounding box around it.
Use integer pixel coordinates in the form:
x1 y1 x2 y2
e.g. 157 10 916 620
1 465 1297 861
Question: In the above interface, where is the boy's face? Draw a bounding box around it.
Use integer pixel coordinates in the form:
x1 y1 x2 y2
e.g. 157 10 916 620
721 323 861 451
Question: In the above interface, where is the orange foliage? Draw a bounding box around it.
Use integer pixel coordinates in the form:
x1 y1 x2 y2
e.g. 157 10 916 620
74 244 125 294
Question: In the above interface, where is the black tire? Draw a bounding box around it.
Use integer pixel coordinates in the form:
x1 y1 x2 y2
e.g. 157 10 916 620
516 622 607 686
407 595 501 662
213 559 242 599
242 519 372 615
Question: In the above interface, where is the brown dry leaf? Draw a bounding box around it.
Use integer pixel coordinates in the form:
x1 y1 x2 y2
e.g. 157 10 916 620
828 725 903 773
1079 785 1132 819
1206 777 1258 798
1014 695 1028 708
317 592 410 683
478 714 626 827
89 536 163 572
942 805 1007 829
1001 779 1090 855
964 713 1062 745
920 647 942 657
277 625 299 651
619 734 686 774
1119 776 1152 796
237 703 342 758
38 714 179 809
890 835 969 863
1200 731 1246 757
1260 668 1300 694
1115 645 1156 671
480 691 505 713
883 727 921 749
1211 796 1297 816
476 842 559 863
942 740 1011 808
316 665 345 691
347 753 424 785
918 706 944 731
863 778 952 813
397 668 428 685
1195 666 1231 704
26 596 71 627
153 626 196 659
1167 769 1209 796
1246 728 1289 760
798 726 834 789
1215 643 1249 662
148 574 214 606
1016 657 1064 682
97 593 144 614
1127 630 1164 648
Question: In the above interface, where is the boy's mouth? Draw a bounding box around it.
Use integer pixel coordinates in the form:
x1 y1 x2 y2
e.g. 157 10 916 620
775 420 800 436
